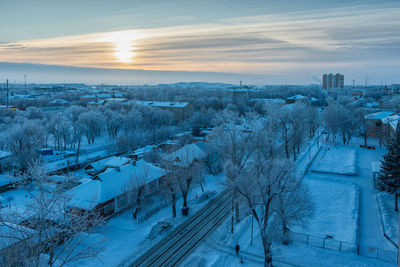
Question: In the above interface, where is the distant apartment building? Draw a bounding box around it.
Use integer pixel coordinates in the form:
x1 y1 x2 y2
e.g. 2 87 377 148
134 101 194 121
322 73 344 89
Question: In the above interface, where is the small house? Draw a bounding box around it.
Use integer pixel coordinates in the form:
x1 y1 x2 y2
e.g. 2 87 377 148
67 160 165 218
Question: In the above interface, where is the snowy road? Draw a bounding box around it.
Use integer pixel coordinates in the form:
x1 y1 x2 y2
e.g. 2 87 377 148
354 146 395 253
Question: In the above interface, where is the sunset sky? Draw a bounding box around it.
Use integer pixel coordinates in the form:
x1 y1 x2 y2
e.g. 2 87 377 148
0 0 399 84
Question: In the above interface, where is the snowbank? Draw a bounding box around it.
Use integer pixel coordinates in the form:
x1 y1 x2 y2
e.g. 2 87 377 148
376 192 399 247
311 146 358 176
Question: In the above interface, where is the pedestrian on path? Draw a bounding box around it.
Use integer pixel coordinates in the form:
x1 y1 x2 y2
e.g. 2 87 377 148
235 242 240 256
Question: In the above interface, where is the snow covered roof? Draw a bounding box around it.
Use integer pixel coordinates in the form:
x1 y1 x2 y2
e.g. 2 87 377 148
365 111 395 120
132 145 158 156
49 99 69 104
0 174 12 186
162 143 206 167
103 156 130 168
68 160 165 209
381 114 400 131
88 100 105 105
87 156 130 172
250 98 285 104
135 101 189 108
287 95 307 100
81 94 113 99
0 150 11 160
105 97 128 102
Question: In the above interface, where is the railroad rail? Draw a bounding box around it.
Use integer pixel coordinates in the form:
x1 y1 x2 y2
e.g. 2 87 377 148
131 189 232 267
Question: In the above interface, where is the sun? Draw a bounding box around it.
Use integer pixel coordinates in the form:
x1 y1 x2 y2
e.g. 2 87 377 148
104 31 141 63
114 39 135 63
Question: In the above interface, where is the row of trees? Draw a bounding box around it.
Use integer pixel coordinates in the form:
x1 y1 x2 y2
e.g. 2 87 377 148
0 103 180 170
207 108 315 266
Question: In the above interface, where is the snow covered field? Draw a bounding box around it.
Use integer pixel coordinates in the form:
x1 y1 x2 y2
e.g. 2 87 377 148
291 178 359 245
311 146 358 176
376 192 399 246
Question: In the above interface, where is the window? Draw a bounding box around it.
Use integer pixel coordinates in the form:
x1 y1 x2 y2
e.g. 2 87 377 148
102 202 115 217
376 122 382 128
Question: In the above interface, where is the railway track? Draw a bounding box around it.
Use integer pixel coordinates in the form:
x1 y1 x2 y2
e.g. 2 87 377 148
131 189 232 267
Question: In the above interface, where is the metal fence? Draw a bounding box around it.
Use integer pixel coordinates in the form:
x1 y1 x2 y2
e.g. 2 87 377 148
359 246 398 264
288 231 356 253
289 231 398 264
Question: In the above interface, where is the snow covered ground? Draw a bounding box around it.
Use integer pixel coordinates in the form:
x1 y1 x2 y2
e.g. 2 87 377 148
311 146 358 176
291 178 359 245
181 211 395 267
182 139 397 266
66 173 225 267
376 192 399 246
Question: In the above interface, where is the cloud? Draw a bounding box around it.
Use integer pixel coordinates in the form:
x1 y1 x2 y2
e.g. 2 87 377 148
0 2 399 83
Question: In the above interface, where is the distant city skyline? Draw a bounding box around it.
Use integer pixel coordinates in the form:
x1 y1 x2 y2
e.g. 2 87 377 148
0 0 399 84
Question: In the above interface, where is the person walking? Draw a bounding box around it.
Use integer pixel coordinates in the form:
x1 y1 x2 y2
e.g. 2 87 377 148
235 242 240 256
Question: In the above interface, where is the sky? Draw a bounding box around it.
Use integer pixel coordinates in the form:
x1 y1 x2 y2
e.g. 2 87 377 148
0 0 399 85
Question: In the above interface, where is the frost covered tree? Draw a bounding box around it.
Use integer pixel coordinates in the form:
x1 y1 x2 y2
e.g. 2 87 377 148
238 156 313 267
126 164 151 221
77 111 103 144
104 110 124 139
65 105 86 148
276 106 291 158
141 107 174 143
212 110 258 223
6 121 46 170
324 103 357 145
354 108 368 146
288 103 307 160
47 114 71 150
160 161 179 218
378 125 400 211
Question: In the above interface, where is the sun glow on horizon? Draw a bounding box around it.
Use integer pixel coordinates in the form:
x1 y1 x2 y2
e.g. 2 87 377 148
103 30 143 63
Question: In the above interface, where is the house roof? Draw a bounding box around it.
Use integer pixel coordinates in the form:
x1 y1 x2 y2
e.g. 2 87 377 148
0 174 12 186
381 114 400 131
162 143 206 167
135 101 189 108
287 95 307 100
103 156 131 168
68 160 165 209
250 98 285 104
105 97 128 102
0 151 11 160
49 99 69 104
365 111 394 120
